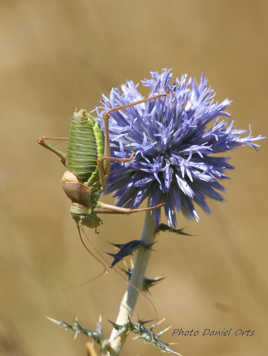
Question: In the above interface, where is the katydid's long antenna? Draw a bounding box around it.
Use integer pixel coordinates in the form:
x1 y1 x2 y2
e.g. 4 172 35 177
76 222 109 281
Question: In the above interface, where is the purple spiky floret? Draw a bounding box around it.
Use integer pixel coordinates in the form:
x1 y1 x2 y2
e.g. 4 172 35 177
97 69 264 227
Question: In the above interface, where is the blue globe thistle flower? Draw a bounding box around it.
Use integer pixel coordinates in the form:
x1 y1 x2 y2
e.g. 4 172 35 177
97 69 264 227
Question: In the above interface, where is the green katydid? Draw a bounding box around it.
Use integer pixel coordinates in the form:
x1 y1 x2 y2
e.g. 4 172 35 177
38 94 166 273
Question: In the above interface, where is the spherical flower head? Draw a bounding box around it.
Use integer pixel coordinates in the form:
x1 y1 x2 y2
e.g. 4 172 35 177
97 69 264 227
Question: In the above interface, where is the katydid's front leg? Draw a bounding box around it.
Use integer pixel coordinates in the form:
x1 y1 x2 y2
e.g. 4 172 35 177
97 201 164 214
38 136 67 165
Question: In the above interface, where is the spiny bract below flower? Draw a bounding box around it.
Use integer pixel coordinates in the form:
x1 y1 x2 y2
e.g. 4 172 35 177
97 69 264 227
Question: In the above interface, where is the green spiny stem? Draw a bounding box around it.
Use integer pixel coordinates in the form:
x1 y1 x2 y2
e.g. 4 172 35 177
109 210 156 355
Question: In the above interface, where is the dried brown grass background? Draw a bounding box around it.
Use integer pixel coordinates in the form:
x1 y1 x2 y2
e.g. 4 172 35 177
0 1 267 355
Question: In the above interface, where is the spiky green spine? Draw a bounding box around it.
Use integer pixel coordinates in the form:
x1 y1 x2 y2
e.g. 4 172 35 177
66 111 104 185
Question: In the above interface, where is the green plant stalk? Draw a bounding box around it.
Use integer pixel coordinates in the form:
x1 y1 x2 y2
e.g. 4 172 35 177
109 210 156 355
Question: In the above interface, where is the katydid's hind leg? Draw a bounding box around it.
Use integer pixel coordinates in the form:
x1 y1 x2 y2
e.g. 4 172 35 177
101 92 168 172
39 136 68 141
97 152 136 189
38 136 67 165
102 92 168 123
97 159 106 189
97 201 164 214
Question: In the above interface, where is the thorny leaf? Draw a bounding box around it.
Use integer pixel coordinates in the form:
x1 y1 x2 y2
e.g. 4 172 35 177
123 268 165 292
47 317 113 354
155 223 191 236
107 240 153 267
110 319 182 355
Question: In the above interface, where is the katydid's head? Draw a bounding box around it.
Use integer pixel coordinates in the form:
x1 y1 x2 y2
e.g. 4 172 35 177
71 205 102 231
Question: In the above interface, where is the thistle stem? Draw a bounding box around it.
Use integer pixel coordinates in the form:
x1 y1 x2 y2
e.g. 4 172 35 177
109 211 156 354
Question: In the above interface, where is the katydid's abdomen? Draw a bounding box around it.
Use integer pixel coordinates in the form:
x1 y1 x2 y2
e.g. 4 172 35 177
66 110 104 184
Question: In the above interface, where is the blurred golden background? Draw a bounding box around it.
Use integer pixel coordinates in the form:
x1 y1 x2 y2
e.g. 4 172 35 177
0 1 267 355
